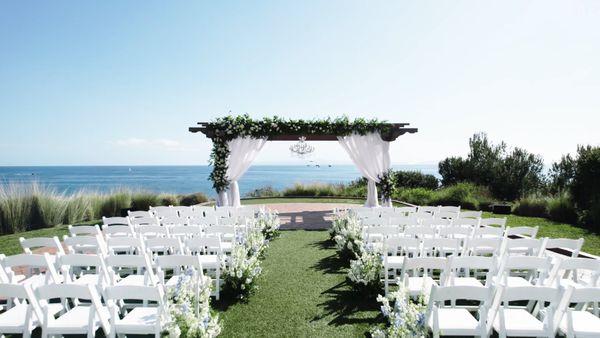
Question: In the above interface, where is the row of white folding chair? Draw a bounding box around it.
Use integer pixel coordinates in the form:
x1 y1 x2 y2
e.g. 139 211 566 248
425 284 600 338
107 214 246 229
0 281 169 338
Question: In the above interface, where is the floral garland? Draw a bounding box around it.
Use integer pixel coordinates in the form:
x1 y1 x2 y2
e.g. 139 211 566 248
370 281 428 338
206 115 392 193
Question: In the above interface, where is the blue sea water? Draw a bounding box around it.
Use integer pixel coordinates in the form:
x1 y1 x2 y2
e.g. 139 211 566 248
0 165 439 197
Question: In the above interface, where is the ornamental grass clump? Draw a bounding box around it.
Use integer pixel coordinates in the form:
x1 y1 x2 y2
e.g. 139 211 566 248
330 212 364 259
163 268 221 338
371 282 428 338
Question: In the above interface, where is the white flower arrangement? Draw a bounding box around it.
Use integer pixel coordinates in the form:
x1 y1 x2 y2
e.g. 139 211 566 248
222 244 263 299
330 213 364 258
347 246 383 290
163 268 221 338
370 280 428 338
254 210 280 239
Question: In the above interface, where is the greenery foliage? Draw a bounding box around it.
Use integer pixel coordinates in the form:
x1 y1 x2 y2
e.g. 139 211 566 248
393 170 439 190
206 115 393 192
179 192 210 206
438 133 544 200
512 195 549 218
569 145 600 230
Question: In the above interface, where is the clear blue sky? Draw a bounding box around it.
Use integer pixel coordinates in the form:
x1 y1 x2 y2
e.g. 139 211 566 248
1 1 599 166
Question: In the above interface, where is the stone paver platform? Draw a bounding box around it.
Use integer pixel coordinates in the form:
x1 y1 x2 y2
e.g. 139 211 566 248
263 202 356 230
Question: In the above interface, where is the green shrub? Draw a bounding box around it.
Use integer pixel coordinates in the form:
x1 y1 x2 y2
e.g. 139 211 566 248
282 183 342 197
100 191 132 217
245 186 281 198
0 184 34 234
547 194 577 224
130 192 159 211
394 170 439 190
179 192 209 206
431 183 479 210
512 196 548 218
569 145 600 231
158 193 179 206
396 188 434 205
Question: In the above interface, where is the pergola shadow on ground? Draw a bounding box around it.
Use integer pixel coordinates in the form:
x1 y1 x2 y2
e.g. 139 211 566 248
264 203 356 230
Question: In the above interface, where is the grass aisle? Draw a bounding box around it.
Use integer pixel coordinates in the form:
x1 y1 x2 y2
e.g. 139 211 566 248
215 230 381 337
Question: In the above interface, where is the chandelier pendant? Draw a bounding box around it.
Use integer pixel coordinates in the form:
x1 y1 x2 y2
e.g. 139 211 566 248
289 136 315 158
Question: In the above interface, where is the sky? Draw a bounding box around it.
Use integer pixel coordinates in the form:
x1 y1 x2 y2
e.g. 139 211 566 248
1 1 599 166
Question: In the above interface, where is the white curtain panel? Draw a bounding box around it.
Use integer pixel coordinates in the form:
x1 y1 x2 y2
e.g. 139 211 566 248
338 132 391 207
224 136 267 207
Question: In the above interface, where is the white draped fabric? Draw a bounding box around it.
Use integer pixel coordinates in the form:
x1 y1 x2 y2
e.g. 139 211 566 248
219 136 267 207
338 133 391 207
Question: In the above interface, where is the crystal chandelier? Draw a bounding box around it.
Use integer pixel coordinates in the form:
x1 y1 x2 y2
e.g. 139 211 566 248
289 136 315 158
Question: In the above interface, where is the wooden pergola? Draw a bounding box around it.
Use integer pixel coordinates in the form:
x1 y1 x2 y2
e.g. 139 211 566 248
189 122 418 141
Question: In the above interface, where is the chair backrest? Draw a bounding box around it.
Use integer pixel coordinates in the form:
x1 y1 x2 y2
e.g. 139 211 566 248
104 284 163 302
499 255 552 285
218 216 238 226
439 206 461 214
505 226 539 238
171 206 192 216
548 257 600 287
504 237 546 256
384 237 420 256
155 254 203 271
19 236 64 255
169 225 202 238
417 205 439 214
436 211 459 220
459 211 482 219
395 206 417 215
188 215 219 227
452 218 480 227
145 237 183 255
428 284 491 305
0 253 61 283
136 225 169 238
421 238 461 257
545 238 584 257
103 216 130 226
212 208 231 218
362 217 388 227
106 236 145 254
58 253 110 284
127 210 152 219
402 256 448 276
179 207 203 219
438 226 473 239
130 216 160 227
150 206 178 218
0 283 43 321
102 224 134 237
473 226 504 238
365 226 399 240
500 285 561 304
462 237 503 256
421 218 451 227
480 217 507 228
413 211 434 220
404 225 436 238
205 225 236 237
567 286 600 304
185 237 222 255
63 235 106 255
446 256 497 285
388 216 417 227
159 216 185 227
193 205 215 214
68 224 101 237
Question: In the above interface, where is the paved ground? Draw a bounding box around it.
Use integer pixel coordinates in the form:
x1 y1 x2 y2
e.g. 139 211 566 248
262 203 356 230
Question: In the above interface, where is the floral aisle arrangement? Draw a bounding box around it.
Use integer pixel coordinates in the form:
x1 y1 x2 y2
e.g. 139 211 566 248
221 230 266 299
330 211 364 259
254 209 281 239
347 246 383 293
370 282 428 338
163 269 221 338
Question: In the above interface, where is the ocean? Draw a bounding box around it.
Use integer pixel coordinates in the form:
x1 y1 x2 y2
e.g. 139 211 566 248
0 165 439 197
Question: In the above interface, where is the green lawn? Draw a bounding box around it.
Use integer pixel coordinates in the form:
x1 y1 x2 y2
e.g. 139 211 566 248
214 230 381 337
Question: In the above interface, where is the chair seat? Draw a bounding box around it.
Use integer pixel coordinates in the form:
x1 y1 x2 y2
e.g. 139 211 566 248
493 308 545 336
559 311 600 337
385 256 404 269
221 242 233 252
117 274 149 286
428 308 480 335
20 273 62 288
47 305 109 334
0 303 62 331
116 307 159 334
72 273 103 285
407 276 436 296
448 277 484 287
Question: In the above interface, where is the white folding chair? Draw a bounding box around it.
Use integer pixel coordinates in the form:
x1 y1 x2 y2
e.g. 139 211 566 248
105 236 145 255
421 218 452 227
105 253 157 287
491 285 562 338
213 208 231 219
159 216 185 227
155 254 204 288
497 255 552 287
364 226 399 245
394 206 417 215
0 283 59 338
473 225 505 238
185 237 222 299
362 217 388 227
546 257 600 289
558 286 600 338
0 253 62 287
204 225 236 254
169 225 203 239
452 218 480 228
19 237 64 255
102 224 134 238
68 224 102 237
404 225 437 239
136 225 169 239
58 253 111 290
505 226 539 239
130 216 160 228
438 226 473 241
402 256 448 298
387 216 416 229
439 206 461 214
105 285 167 338
421 238 461 257
35 283 109 338
462 237 504 256
436 211 459 220
63 235 107 255
418 206 440 215
545 238 584 258
145 237 184 257
426 285 493 337
150 206 178 219
179 207 204 219
413 211 434 221
171 206 192 217
504 237 546 256
188 215 219 227
444 255 498 287
383 237 420 295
